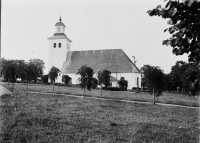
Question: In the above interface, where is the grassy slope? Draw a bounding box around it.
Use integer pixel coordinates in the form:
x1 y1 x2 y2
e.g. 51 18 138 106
0 92 199 143
2 82 200 107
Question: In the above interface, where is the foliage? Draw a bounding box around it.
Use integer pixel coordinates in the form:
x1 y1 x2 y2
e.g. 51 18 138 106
98 69 111 90
76 65 94 97
0 58 45 83
142 65 165 104
168 61 200 95
147 0 200 63
1 59 17 82
62 75 72 85
91 77 98 89
118 77 128 91
102 87 122 91
27 59 45 83
41 74 49 84
48 66 60 84
97 71 104 85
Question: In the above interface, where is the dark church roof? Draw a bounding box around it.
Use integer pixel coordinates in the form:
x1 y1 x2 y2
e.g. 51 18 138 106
55 17 66 27
47 33 72 42
61 49 141 74
55 21 66 27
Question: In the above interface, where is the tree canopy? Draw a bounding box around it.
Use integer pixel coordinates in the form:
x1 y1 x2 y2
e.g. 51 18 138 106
118 77 128 91
0 58 45 83
48 66 60 84
147 0 200 63
101 69 111 90
62 75 72 85
169 61 200 95
142 65 165 104
76 65 94 97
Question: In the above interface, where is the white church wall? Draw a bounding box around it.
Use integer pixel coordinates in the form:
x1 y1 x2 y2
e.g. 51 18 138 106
55 72 141 90
55 73 79 84
48 39 70 72
111 73 141 89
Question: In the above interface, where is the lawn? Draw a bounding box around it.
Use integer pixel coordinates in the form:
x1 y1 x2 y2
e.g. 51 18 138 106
1 82 200 107
0 92 199 142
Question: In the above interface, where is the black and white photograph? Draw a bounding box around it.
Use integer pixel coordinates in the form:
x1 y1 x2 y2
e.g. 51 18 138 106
0 0 200 142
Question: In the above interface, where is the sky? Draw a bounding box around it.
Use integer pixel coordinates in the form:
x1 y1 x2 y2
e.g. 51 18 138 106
2 0 188 74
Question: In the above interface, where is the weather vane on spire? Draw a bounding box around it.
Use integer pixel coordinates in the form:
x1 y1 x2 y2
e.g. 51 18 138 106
59 12 62 22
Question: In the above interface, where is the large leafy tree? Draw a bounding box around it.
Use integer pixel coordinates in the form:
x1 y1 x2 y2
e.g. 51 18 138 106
142 65 165 104
1 59 17 83
180 62 200 95
27 59 45 83
169 61 188 91
147 0 200 63
169 61 200 95
76 65 94 98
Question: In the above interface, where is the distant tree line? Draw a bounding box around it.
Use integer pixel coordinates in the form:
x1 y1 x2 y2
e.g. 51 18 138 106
141 61 200 97
0 58 44 84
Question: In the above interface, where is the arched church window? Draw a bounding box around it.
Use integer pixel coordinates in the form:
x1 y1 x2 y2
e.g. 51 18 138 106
59 43 61 48
54 43 56 48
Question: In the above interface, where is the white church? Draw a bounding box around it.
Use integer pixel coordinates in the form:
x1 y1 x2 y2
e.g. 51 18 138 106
48 17 141 89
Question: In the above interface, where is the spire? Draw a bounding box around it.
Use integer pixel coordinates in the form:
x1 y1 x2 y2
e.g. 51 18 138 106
59 12 62 22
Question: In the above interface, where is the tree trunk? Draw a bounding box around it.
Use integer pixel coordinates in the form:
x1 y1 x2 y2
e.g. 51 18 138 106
101 85 102 96
84 88 86 99
26 81 28 92
12 82 14 92
153 89 155 105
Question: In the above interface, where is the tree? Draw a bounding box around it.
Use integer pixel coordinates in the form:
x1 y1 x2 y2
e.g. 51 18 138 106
102 69 111 91
142 65 165 104
169 61 188 91
48 66 60 92
27 59 45 83
48 66 60 84
62 75 72 85
118 77 128 91
91 77 98 89
147 0 200 93
168 61 200 95
41 74 49 84
76 65 94 98
97 71 104 96
0 59 17 91
181 62 200 95
147 0 200 63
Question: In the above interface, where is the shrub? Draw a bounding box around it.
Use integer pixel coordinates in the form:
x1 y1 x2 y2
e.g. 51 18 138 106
102 87 122 91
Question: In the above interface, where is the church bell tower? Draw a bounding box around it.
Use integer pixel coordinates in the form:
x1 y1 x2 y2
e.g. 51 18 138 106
47 17 72 72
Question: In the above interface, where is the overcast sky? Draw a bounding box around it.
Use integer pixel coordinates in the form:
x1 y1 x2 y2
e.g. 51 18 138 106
2 0 188 74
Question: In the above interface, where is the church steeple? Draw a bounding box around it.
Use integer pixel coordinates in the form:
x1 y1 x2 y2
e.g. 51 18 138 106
55 17 65 34
48 17 72 73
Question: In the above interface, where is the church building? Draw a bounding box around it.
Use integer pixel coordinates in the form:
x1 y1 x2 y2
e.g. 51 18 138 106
48 17 141 89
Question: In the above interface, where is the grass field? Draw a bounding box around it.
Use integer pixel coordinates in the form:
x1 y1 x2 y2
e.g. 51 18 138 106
0 92 200 143
1 82 200 107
